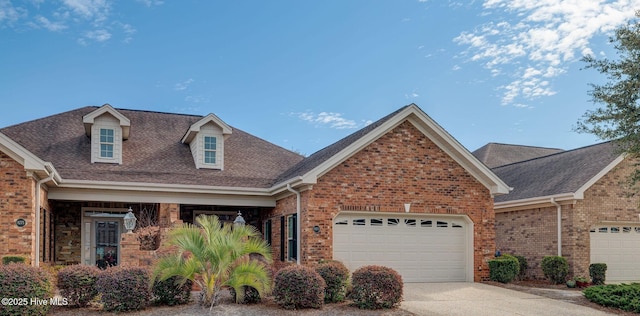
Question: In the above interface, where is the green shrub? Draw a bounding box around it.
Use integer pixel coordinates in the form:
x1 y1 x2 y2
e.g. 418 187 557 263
0 263 52 316
589 263 607 285
152 276 192 306
513 255 528 280
584 283 640 312
351 265 403 309
96 266 151 312
57 264 100 307
541 256 569 284
315 260 350 303
229 286 261 304
489 255 519 283
1 256 26 265
273 265 325 309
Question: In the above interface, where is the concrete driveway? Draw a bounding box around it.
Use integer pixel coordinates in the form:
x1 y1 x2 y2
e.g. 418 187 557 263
401 283 613 316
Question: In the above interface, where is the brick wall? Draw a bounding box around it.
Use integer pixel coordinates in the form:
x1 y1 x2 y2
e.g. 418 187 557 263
495 157 640 279
268 120 495 281
0 152 35 264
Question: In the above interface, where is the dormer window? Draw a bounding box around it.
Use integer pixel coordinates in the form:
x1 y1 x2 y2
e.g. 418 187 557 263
204 136 217 165
181 113 232 170
83 104 130 165
100 128 115 159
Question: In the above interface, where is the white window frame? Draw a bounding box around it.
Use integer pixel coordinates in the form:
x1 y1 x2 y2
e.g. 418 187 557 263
203 136 217 165
99 128 115 159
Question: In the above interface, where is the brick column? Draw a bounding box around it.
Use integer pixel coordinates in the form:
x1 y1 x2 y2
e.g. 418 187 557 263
120 233 140 266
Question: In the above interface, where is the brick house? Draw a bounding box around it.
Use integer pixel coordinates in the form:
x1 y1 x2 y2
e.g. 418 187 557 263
0 103 509 282
474 142 640 282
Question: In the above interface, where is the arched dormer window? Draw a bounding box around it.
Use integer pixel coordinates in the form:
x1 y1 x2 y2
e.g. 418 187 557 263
83 104 130 164
181 113 232 170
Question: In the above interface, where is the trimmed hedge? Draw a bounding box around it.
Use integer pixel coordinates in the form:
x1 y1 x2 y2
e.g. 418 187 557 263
589 263 607 286
489 254 519 283
513 255 528 280
584 283 640 312
152 276 193 306
351 265 403 309
273 265 325 309
0 263 52 316
541 256 569 284
57 264 101 307
315 260 350 303
229 286 261 304
1 256 26 265
95 266 151 312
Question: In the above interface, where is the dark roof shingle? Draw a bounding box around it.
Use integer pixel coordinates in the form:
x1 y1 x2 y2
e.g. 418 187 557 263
473 143 564 168
1 106 305 188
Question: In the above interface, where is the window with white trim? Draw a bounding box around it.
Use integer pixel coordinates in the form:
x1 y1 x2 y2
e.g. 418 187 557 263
287 215 297 261
204 136 217 165
99 128 115 159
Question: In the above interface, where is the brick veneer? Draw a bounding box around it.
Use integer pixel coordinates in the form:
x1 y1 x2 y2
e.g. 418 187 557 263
496 158 640 279
0 152 50 265
266 121 496 281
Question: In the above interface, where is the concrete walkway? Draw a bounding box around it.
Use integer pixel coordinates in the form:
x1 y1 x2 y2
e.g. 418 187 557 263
401 283 613 316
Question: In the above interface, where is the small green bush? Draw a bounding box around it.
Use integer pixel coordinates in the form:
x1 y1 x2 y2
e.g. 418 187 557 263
489 255 520 283
1 256 26 265
589 263 607 285
351 265 403 309
96 266 151 312
0 263 52 316
273 265 325 309
315 260 350 303
229 286 261 304
152 276 193 306
584 283 640 312
57 264 101 307
541 256 569 284
513 255 528 280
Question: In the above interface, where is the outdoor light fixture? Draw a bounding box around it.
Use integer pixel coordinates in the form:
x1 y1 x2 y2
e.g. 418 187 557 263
124 207 137 233
234 211 245 227
404 203 411 213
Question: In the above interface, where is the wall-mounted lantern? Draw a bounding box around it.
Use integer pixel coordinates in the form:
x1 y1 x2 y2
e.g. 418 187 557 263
124 207 137 233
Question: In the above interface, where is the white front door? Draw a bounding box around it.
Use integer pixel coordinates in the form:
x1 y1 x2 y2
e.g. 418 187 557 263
333 213 472 282
590 224 640 282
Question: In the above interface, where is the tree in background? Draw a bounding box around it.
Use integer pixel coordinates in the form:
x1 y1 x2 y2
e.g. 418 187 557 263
577 11 640 185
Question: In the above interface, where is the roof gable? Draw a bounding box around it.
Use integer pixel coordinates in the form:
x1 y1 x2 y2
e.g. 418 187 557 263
275 104 510 196
181 113 232 144
82 104 131 139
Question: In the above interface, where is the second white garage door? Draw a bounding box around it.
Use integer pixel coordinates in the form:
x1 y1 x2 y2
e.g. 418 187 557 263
590 224 640 282
333 213 471 282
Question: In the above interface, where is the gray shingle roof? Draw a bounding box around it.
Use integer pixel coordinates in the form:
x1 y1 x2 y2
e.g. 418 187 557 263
473 143 564 168
492 141 621 203
0 106 305 188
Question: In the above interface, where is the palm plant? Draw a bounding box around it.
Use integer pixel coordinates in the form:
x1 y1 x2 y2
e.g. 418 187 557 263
153 215 273 308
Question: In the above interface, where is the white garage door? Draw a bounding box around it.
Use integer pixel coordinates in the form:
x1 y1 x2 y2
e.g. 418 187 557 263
333 213 471 282
590 225 640 282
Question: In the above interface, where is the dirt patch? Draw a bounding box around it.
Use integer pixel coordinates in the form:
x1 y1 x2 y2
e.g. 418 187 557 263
485 280 636 316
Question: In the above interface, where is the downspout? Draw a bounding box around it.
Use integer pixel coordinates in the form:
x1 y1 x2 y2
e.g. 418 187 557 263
286 184 301 265
550 198 562 256
34 171 55 267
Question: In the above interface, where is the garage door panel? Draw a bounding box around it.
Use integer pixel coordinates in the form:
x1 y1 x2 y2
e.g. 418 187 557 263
590 225 640 282
334 213 469 283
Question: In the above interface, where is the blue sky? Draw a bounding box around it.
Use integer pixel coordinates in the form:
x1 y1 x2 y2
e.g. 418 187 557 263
1 0 639 156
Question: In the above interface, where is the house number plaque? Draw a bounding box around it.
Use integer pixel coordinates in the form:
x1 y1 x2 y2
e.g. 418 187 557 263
15 219 26 227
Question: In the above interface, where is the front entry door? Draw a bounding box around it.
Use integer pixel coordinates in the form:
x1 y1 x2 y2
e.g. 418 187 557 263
94 220 119 269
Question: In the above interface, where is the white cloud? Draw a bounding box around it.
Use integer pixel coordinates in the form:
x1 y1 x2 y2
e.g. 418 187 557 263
294 111 360 129
455 0 640 106
0 1 26 26
136 0 164 7
61 0 110 22
34 15 67 31
174 79 194 91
